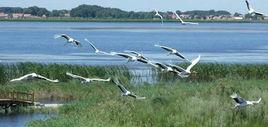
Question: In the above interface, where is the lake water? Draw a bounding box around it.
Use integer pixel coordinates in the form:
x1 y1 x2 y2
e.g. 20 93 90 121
0 113 56 127
0 98 67 127
0 22 268 65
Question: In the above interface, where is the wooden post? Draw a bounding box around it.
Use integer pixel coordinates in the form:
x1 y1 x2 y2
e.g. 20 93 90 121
16 91 18 101
32 92 35 103
12 91 15 101
4 105 8 114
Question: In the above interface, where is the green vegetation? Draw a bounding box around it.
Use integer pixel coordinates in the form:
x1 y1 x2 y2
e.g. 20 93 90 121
4 79 267 127
0 63 267 127
0 6 50 17
1 63 268 84
155 63 268 82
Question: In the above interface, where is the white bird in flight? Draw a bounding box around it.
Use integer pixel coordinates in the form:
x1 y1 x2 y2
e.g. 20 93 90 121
154 9 164 25
167 55 201 78
66 72 111 83
173 12 199 25
151 61 179 73
154 44 191 63
111 52 139 62
244 0 264 16
84 39 111 55
10 73 59 83
112 79 145 99
230 93 262 108
55 34 82 46
111 52 156 67
124 50 148 60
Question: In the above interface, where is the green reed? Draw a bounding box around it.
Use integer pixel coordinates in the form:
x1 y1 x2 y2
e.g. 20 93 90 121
26 79 268 127
154 63 268 82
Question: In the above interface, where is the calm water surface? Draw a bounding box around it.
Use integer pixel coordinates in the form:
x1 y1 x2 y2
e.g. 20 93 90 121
0 113 56 127
0 22 267 65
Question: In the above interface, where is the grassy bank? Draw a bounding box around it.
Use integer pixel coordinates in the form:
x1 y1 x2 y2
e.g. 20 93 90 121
1 17 268 23
12 79 267 127
0 63 267 126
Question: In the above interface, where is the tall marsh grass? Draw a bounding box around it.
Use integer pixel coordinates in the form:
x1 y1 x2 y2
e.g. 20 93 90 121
1 63 267 85
26 79 268 127
155 63 268 82
0 63 267 126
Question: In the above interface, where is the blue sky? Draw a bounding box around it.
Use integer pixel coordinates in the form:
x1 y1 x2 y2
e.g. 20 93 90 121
1 0 268 14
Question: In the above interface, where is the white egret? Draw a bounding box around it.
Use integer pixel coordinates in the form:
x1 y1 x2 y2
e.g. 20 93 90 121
10 73 59 83
154 44 191 63
54 34 82 46
173 12 199 25
66 72 111 83
112 79 145 99
230 93 262 108
244 0 264 16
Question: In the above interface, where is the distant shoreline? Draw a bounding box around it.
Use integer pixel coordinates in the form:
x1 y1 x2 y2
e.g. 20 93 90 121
1 18 268 23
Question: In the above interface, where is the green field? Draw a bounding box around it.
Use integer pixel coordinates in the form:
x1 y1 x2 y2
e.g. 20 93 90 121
0 63 268 127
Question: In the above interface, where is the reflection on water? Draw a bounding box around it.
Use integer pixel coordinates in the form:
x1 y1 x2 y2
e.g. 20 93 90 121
0 113 56 127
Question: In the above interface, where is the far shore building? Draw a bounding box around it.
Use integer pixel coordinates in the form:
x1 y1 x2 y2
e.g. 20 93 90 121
64 13 70 17
233 16 244 20
12 13 24 18
180 14 190 19
11 13 42 19
0 12 8 19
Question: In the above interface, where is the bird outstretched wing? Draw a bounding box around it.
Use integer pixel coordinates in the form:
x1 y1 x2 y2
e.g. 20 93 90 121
85 39 99 52
167 64 185 72
129 93 146 99
66 72 87 81
117 84 128 93
35 74 59 83
154 44 174 52
60 34 71 40
124 50 140 56
186 55 201 72
85 39 111 55
111 52 133 59
74 40 82 46
254 12 264 16
10 73 36 82
245 0 251 11
90 77 111 82
234 97 247 104
173 12 184 23
153 62 168 70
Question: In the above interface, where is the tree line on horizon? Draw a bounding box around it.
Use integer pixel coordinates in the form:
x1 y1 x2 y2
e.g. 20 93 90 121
0 4 258 19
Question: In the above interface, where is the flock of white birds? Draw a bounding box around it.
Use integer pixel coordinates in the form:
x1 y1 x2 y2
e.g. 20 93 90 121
8 0 263 105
